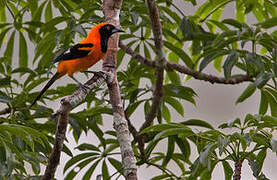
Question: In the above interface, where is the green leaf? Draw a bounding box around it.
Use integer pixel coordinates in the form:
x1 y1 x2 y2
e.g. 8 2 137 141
164 41 194 68
255 17 277 29
41 16 68 32
64 153 99 173
174 137 191 162
162 103 171 123
83 159 100 180
256 149 267 175
4 30 15 63
25 77 49 91
164 96 184 117
45 1 53 22
235 84 256 104
222 161 233 180
181 119 214 129
0 77 11 88
102 160 109 180
180 17 194 39
263 89 277 117
163 84 196 105
0 28 11 50
108 158 123 175
259 90 268 115
223 51 238 79
199 49 230 71
236 0 246 23
75 143 100 152
167 71 181 85
254 72 274 89
19 32 28 68
162 136 175 167
199 143 217 167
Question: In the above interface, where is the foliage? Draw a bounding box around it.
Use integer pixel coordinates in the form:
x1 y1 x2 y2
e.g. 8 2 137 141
0 0 276 179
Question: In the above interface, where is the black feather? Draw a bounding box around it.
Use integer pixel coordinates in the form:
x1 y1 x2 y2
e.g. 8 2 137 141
53 43 94 63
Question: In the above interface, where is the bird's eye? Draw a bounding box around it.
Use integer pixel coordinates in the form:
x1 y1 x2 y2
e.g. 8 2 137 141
106 26 110 30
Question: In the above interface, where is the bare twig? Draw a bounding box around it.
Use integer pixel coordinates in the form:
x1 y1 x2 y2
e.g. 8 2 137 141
42 73 106 179
102 0 137 179
140 0 166 132
119 42 252 84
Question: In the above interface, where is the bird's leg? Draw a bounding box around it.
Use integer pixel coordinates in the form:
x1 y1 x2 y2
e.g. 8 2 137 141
70 76 90 94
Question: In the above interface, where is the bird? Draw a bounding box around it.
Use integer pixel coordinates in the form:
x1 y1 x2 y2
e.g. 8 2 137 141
30 22 124 107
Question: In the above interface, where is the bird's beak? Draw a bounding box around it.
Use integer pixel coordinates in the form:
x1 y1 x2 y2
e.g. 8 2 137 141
112 28 125 34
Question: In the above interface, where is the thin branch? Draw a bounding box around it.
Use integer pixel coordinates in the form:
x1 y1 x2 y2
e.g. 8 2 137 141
140 0 166 132
119 42 252 84
102 0 137 179
42 73 107 180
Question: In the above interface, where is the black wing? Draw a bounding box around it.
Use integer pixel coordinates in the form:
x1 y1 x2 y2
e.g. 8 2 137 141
52 43 94 63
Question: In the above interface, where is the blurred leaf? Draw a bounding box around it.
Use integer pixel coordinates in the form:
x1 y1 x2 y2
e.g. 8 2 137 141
222 160 233 180
254 72 274 89
181 119 214 129
45 1 53 22
108 157 123 175
75 143 100 152
235 84 256 104
199 143 217 167
164 41 194 68
259 90 268 115
4 30 15 63
223 51 238 79
255 17 277 29
162 103 171 123
19 32 28 68
64 153 99 173
83 159 100 180
102 160 109 180
199 49 230 71
164 96 184 117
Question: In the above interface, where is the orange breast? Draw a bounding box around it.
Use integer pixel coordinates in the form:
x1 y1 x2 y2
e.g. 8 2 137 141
57 44 106 77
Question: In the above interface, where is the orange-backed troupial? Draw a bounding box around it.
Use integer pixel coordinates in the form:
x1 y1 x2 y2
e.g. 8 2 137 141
30 22 124 107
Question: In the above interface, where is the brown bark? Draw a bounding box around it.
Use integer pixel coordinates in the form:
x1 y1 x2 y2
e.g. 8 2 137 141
42 73 107 179
233 161 242 180
140 0 166 132
102 0 137 179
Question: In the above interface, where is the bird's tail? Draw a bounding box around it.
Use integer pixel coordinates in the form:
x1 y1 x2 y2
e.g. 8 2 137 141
30 72 62 108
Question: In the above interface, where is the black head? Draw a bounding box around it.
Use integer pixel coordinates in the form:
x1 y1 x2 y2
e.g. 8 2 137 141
99 24 124 53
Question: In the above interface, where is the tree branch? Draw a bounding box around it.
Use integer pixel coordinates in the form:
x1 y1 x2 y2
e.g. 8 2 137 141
119 42 252 84
233 161 242 180
102 0 137 179
140 0 166 132
42 73 106 180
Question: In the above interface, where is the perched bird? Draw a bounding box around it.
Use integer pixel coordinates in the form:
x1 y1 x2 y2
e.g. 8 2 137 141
30 22 124 107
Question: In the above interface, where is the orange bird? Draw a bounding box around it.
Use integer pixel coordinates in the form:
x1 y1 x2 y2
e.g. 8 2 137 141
30 22 124 107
